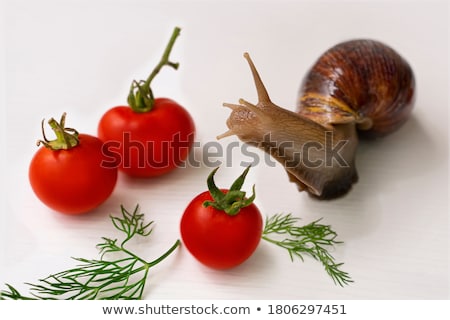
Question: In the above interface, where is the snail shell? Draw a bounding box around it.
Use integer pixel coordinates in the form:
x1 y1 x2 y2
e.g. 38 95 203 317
219 39 415 199
298 39 415 138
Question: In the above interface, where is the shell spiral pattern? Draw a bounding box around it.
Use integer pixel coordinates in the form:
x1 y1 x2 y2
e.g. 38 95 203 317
298 39 415 138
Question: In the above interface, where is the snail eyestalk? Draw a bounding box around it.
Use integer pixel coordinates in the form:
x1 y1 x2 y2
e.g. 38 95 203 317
243 52 271 104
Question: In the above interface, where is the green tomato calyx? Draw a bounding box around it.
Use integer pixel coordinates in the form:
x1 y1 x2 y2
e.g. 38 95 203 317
203 166 256 216
37 112 79 150
128 27 181 113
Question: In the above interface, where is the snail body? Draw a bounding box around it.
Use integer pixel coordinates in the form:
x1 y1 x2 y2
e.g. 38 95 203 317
219 39 415 199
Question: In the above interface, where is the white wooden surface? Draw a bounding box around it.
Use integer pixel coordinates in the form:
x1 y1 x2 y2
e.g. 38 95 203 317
1 0 448 299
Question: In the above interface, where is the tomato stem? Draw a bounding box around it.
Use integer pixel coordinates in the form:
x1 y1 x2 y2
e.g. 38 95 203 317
36 112 79 150
203 166 256 216
128 27 181 113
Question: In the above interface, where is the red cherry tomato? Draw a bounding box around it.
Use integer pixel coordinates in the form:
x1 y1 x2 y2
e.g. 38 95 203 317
29 133 118 215
98 98 195 177
97 28 195 177
180 167 263 269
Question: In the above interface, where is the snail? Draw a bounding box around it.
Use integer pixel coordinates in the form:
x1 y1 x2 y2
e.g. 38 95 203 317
218 39 415 199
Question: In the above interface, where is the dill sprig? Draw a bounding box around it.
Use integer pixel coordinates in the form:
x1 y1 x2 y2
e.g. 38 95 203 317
0 205 180 300
262 213 353 287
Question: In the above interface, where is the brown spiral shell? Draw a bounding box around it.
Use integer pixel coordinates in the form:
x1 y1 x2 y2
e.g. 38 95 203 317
297 39 415 138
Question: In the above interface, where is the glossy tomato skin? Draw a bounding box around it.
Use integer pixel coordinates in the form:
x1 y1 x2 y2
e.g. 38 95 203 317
29 134 118 215
97 98 195 177
180 189 263 269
